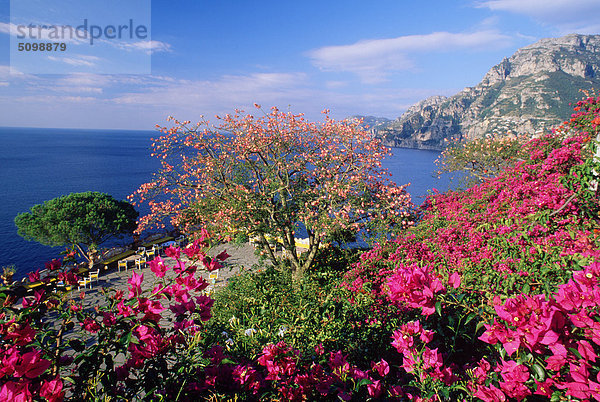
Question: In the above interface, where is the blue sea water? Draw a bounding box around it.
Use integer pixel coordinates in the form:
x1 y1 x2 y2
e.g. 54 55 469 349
0 127 456 279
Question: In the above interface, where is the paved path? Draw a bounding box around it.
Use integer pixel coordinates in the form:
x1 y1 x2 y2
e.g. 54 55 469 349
71 242 263 308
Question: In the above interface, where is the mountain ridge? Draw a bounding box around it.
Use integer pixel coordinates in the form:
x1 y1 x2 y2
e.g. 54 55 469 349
371 34 600 150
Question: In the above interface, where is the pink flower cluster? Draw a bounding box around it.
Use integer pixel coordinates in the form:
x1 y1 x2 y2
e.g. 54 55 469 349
0 237 229 401
383 132 597 298
338 98 600 400
391 320 455 386
387 264 446 316
475 261 600 401
247 341 395 400
0 292 64 401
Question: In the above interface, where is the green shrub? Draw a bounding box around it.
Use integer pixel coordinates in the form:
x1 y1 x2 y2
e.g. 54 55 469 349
204 247 402 367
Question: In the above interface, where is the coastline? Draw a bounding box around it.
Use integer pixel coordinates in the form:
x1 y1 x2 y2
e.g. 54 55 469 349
1 127 449 278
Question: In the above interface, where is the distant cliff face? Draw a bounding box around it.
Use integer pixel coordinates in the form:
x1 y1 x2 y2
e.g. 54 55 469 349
375 34 600 150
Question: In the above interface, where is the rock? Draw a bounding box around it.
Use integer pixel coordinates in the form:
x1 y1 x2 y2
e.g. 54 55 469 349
374 34 600 150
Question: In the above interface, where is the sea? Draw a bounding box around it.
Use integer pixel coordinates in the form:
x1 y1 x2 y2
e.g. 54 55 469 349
0 127 458 279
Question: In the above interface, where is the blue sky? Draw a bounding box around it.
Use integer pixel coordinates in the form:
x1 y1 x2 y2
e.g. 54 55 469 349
0 0 598 130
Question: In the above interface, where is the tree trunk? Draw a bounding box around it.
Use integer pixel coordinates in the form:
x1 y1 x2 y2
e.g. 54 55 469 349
258 232 280 268
291 263 306 285
290 233 320 286
87 250 97 269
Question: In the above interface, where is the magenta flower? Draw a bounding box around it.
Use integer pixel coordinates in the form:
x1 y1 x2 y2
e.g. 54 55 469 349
45 259 62 271
102 312 116 327
14 350 51 379
391 320 432 354
498 360 531 400
148 256 168 278
27 269 40 283
194 295 214 321
401 350 419 374
117 300 134 317
81 317 101 333
40 377 64 402
203 257 222 272
127 271 144 299
169 300 195 317
4 322 36 346
137 297 164 322
329 350 350 376
232 364 260 394
534 378 555 398
0 347 19 378
257 342 298 381
448 271 461 288
421 347 443 371
474 384 506 402
366 379 382 398
387 264 446 316
0 380 32 402
371 358 389 377
215 250 230 261
164 245 180 259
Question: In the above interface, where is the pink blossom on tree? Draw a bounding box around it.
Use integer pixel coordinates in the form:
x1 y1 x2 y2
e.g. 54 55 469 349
131 106 412 280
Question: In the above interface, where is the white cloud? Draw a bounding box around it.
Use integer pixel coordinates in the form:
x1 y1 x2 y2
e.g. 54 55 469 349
54 73 110 87
0 67 458 128
325 81 348 89
308 30 511 83
113 72 310 109
0 65 12 78
478 0 594 16
10 95 99 104
477 0 600 34
47 55 101 67
0 65 34 80
110 72 453 122
117 40 172 54
0 22 11 35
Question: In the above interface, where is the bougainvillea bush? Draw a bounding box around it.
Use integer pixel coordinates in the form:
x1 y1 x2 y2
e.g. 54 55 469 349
3 96 600 400
341 96 600 400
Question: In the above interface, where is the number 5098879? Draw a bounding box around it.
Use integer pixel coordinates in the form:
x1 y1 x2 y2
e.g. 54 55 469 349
17 42 67 51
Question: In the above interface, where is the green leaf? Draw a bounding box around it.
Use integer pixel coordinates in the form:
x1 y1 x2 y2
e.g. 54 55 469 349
465 313 477 325
356 378 373 387
568 347 582 359
531 363 546 381
63 376 76 385
120 331 132 348
435 301 442 316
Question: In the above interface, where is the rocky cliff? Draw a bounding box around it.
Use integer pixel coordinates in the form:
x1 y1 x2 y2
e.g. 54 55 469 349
374 34 600 150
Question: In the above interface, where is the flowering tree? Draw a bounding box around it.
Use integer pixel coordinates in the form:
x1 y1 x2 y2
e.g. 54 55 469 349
436 134 530 185
131 106 412 281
